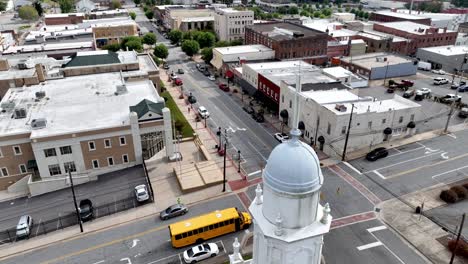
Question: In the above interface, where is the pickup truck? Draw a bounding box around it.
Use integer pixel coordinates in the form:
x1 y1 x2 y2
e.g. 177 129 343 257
440 94 462 104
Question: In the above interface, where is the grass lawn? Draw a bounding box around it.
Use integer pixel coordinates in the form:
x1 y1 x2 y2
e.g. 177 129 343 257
161 91 194 138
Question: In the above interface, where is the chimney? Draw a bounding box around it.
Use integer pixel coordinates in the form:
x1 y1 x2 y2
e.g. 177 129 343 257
0 59 10 71
35 64 46 82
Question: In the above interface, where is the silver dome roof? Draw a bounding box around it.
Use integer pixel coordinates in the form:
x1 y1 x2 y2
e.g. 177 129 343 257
263 138 323 194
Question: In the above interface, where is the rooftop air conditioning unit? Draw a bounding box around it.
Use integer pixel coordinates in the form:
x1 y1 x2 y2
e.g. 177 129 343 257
14 108 27 119
335 104 347 112
31 118 47 129
1 101 16 110
115 84 127 95
35 91 46 99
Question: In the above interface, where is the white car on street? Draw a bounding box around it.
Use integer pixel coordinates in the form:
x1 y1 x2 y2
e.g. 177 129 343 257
274 133 290 143
134 185 149 202
197 106 210 119
431 69 446 75
417 88 431 96
208 75 215 81
183 243 219 263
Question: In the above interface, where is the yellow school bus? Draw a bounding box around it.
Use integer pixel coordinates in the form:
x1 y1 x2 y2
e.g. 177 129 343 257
168 207 252 248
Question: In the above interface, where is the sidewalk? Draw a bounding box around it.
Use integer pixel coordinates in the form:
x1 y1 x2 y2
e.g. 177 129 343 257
379 183 464 264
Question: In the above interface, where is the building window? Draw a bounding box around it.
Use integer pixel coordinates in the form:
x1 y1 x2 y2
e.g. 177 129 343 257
368 121 372 129
88 141 96 151
281 95 284 103
48 164 62 176
60 146 72 155
0 148 3 158
13 146 22 155
382 118 386 124
120 136 127 146
1 167 8 176
122 154 129 163
410 114 415 121
289 100 292 108
64 162 76 173
92 159 100 169
19 164 27 174
341 126 346 134
399 116 404 123
104 139 112 148
108 157 114 166
327 123 331 135
44 148 57 157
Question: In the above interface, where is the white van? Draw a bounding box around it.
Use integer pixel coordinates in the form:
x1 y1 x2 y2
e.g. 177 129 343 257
16 215 33 239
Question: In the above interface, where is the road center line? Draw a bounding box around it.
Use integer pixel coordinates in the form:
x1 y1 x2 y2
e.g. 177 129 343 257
357 241 383 251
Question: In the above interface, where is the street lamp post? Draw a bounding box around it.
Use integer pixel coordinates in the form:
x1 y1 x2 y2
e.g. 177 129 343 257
222 128 228 192
217 127 222 151
342 103 355 161
237 150 241 173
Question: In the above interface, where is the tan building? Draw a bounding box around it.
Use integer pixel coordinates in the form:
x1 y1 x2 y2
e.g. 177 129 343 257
214 8 254 42
0 52 173 196
164 7 215 31
92 19 139 48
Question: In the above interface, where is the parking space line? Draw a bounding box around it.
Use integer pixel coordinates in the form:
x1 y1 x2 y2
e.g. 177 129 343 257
386 146 425 158
146 253 181 264
367 226 387 233
178 254 182 264
343 162 362 175
415 142 426 148
219 240 227 254
57 213 61 229
363 151 443 173
431 165 468 179
393 148 402 153
372 170 386 180
357 241 383 251
35 218 42 236
248 170 262 176
368 230 405 264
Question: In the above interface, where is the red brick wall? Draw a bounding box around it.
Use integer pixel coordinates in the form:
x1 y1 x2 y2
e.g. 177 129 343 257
45 15 84 26
258 73 280 105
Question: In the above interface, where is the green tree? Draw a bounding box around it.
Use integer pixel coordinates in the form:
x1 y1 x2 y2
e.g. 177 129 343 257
319 14 326 18
345 7 350 12
288 6 298 14
277 6 287 14
153 44 168 59
121 36 143 51
58 0 73 13
322 8 332 17
201 47 213 64
181 40 199 57
134 0 141 4
350 8 356 13
230 39 243 46
102 43 121 52
315 3 320 9
145 10 154 19
452 0 468 7
182 30 193 40
215 40 230 47
129 11 136 20
358 4 363 10
143 5 148 12
300 10 309 16
33 1 43 16
363 12 369 19
313 11 320 18
142 32 157 45
195 32 215 48
111 0 121 9
18 6 39 20
168 29 183 45
0 1 6 11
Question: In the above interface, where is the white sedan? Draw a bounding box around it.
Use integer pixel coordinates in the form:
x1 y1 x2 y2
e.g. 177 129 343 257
183 243 219 263
134 185 149 202
274 133 290 143
417 88 431 96
431 69 446 75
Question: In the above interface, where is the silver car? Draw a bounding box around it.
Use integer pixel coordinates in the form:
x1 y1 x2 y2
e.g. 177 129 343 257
160 204 188 220
16 215 33 239
134 185 150 202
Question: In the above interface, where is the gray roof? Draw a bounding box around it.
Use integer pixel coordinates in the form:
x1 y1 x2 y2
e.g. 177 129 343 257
299 82 349 92
64 51 120 68
129 99 165 119
247 22 326 41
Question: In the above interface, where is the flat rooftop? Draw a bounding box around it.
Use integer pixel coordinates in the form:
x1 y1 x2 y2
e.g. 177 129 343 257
341 52 412 70
377 21 455 34
3 41 94 54
322 66 362 79
216 8 251 14
323 95 420 115
214 44 273 55
247 22 325 41
0 72 162 139
45 13 85 18
372 10 428 20
358 29 408 42
181 16 214 22
301 89 359 105
419 45 468 56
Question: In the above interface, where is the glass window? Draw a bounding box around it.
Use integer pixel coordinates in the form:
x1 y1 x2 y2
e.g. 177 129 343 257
410 114 415 121
368 121 372 129
188 231 192 236
60 146 72 155
108 157 114 166
19 164 27 174
182 233 187 238
48 164 62 176
193 229 198 235
399 116 404 123
382 119 386 124
214 223 219 228
209 225 214 230
44 148 57 157
198 228 203 233
1 167 8 176
175 234 182 240
88 141 96 151
122 154 129 163
327 123 331 135
204 226 209 232
220 222 224 227
120 136 127 146
341 126 346 134
13 146 22 155
104 139 112 148
92 160 99 169
64 162 76 173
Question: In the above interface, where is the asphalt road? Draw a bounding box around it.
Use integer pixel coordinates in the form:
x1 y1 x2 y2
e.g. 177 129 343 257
0 166 146 235
165 47 280 179
2 194 249 264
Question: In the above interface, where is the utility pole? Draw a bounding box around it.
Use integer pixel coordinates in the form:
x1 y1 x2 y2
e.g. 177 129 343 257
444 54 467 133
222 128 228 192
217 127 222 151
69 170 83 233
449 213 466 264
237 150 241 173
342 103 354 161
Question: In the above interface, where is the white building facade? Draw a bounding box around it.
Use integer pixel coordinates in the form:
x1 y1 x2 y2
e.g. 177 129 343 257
214 8 254 42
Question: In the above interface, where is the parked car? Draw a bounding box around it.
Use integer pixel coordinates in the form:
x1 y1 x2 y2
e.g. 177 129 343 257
417 88 431 96
79 199 94 222
452 81 467 89
183 243 219 264
169 73 178 80
242 106 254 114
386 87 395 93
16 215 33 239
458 85 468 92
365 147 389 161
219 83 229 92
197 106 210 119
403 89 415 98
274 132 290 143
174 78 183 86
134 185 150 203
440 94 462 104
208 75 215 81
163 64 170 70
458 107 468 118
177 68 184 74
431 69 446 75
433 77 449 85
414 91 424 101
253 113 264 123
160 203 188 220
400 80 414 87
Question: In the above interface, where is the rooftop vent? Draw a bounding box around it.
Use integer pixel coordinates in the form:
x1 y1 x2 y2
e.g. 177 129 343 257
335 104 347 112
115 84 127 95
35 91 46 99
31 118 47 129
293 32 304 38
1 101 16 110
14 108 27 119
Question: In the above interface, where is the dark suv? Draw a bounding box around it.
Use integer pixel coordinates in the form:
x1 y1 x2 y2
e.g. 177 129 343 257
79 199 94 222
366 147 389 161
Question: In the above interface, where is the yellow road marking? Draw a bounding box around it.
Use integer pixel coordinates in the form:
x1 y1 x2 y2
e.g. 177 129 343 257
386 152 468 179
40 224 168 264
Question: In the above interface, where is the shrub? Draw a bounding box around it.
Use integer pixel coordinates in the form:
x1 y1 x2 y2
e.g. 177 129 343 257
388 79 395 85
440 189 459 203
451 185 468 199
448 239 468 258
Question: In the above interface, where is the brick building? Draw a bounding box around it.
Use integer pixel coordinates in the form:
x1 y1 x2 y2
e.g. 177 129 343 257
92 19 139 48
244 22 328 65
373 22 458 55
356 30 408 54
369 11 431 25
44 13 85 26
